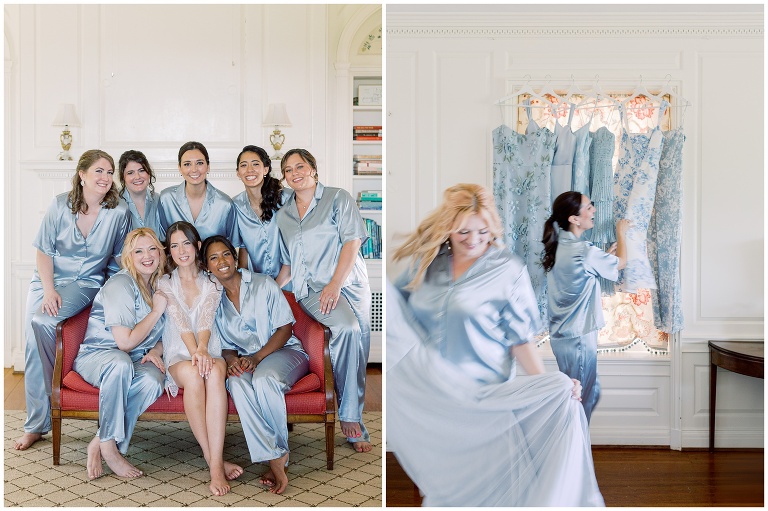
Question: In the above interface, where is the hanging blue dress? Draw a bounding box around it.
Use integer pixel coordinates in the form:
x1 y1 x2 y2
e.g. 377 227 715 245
570 110 594 197
588 125 617 295
647 126 686 333
387 245 604 507
613 102 667 293
492 102 555 320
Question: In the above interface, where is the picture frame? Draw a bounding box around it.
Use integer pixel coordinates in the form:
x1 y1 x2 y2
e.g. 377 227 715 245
358 85 382 106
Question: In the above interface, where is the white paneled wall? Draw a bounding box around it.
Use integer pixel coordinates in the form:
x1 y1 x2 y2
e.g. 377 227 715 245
387 5 763 448
4 4 382 369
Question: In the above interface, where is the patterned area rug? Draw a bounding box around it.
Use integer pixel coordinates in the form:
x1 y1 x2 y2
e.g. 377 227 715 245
4 410 382 507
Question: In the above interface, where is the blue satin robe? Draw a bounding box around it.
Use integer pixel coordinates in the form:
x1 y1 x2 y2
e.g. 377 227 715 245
24 194 130 434
547 229 619 422
158 181 235 241
73 270 164 453
275 183 371 442
388 245 604 506
215 269 308 462
120 189 162 238
231 191 284 279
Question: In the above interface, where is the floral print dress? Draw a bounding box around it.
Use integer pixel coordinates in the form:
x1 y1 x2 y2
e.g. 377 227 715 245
493 102 556 322
612 101 668 293
647 127 686 333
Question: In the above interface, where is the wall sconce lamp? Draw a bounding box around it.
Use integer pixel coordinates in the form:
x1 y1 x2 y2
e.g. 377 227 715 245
263 103 292 160
52 103 81 161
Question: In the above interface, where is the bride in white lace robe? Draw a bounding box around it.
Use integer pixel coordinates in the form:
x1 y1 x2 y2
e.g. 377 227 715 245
159 221 243 497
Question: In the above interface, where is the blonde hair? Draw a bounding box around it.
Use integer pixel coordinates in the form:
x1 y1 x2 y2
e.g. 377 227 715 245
392 183 503 289
121 228 166 305
68 149 120 215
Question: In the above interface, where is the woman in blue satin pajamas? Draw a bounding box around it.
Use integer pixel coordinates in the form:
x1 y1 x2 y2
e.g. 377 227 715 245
275 148 372 453
203 235 309 495
117 150 162 236
73 228 167 480
158 141 236 242
15 150 130 451
542 191 629 423
230 145 286 280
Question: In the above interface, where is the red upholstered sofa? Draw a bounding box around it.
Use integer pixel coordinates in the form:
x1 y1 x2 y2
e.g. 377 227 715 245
51 291 336 469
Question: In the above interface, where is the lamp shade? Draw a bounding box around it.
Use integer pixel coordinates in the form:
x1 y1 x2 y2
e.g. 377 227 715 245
263 103 292 127
52 103 81 127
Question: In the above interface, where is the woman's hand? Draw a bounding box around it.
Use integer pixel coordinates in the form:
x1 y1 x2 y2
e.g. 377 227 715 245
192 346 213 379
616 218 631 236
152 290 168 314
571 378 583 401
41 289 62 317
141 350 165 373
607 242 618 255
319 281 343 315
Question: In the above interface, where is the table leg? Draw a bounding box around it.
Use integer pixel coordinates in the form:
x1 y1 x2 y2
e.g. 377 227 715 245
709 361 717 451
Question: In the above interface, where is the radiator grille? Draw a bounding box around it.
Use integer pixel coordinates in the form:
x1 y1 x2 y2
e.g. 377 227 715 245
371 291 382 332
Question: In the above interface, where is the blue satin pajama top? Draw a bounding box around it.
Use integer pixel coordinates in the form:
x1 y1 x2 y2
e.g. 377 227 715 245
120 190 162 238
32 193 130 288
276 183 369 301
231 191 284 279
547 230 619 340
395 245 541 385
215 269 304 355
78 270 164 362
158 181 236 241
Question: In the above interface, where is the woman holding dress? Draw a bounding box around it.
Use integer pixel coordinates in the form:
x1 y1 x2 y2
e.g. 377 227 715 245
158 141 236 242
388 183 603 507
73 228 167 480
203 235 309 495
117 150 162 236
542 191 629 423
275 148 372 453
15 150 130 451
231 145 285 279
159 221 243 496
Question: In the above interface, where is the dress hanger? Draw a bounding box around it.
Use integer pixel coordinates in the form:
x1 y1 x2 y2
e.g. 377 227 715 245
658 74 690 127
495 75 555 109
562 75 589 105
621 75 665 110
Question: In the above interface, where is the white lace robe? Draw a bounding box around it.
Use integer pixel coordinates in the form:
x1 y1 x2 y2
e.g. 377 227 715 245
158 270 223 396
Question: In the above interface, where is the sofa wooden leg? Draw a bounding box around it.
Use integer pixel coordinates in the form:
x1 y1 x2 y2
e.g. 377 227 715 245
325 420 334 470
52 416 61 466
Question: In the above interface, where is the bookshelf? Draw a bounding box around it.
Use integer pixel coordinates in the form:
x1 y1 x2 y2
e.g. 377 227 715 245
352 75 382 363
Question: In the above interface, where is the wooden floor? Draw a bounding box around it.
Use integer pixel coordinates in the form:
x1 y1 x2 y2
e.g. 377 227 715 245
4 363 383 412
387 447 764 507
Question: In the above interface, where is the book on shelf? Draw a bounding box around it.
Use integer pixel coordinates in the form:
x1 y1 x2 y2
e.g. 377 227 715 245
360 218 382 259
353 154 383 175
354 135 383 141
359 190 382 200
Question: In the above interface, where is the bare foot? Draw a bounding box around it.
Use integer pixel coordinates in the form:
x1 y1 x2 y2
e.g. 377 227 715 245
260 470 276 488
14 432 43 451
350 440 372 453
340 421 362 439
264 453 289 494
209 464 230 496
223 460 244 481
100 440 143 478
86 437 104 480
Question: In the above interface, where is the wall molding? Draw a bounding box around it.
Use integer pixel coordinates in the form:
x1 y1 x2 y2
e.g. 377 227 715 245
388 12 763 39
389 26 763 39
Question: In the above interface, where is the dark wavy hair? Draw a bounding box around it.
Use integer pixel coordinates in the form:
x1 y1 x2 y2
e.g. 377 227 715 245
201 235 238 289
280 148 319 182
164 221 205 273
118 149 156 198
68 150 120 215
237 145 284 222
542 191 584 272
178 141 210 165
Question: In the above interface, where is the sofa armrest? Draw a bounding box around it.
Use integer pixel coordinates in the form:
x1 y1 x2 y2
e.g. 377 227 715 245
283 291 335 413
52 306 92 411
